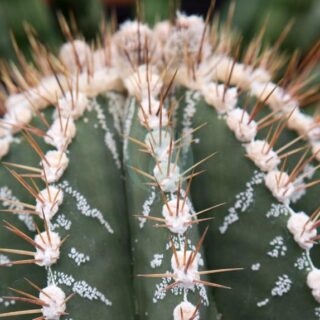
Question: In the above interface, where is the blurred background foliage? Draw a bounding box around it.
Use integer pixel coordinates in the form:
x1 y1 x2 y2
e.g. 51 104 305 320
0 0 319 61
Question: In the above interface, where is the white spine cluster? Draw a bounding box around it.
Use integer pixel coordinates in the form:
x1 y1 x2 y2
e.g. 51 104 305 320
245 140 280 172
307 270 320 303
145 129 171 160
171 250 200 289
40 285 66 320
287 212 316 249
264 170 295 203
162 198 192 234
34 231 61 267
153 161 180 193
41 150 69 183
36 186 64 221
226 108 257 142
45 117 76 150
173 301 199 320
202 82 237 114
57 91 88 120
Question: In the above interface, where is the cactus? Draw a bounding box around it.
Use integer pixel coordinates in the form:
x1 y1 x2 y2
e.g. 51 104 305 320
0 3 319 320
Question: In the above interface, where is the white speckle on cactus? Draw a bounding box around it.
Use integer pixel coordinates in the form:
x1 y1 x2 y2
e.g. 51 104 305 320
267 236 287 258
219 171 264 234
42 150 69 183
153 162 180 193
287 212 316 250
0 137 11 159
171 250 200 289
173 301 199 320
162 198 192 234
251 263 261 271
68 247 90 266
4 101 32 133
226 108 257 142
250 82 298 112
264 170 295 203
271 274 292 297
246 140 280 172
150 254 163 269
91 98 122 169
139 187 156 228
0 254 11 266
51 214 72 231
40 285 66 320
57 91 88 120
257 298 270 308
202 83 237 114
34 231 61 267
45 117 76 150
36 186 63 221
266 203 289 219
58 180 114 233
181 90 201 161
59 40 91 72
294 252 312 271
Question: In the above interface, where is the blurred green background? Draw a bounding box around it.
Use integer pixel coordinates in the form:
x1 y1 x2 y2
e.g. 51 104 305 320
0 0 319 61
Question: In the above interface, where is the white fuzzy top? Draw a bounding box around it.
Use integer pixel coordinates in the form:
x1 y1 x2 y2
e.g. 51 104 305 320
59 40 91 72
173 301 199 320
245 140 280 172
0 137 11 160
226 108 257 142
202 82 237 114
171 250 200 289
287 212 316 250
153 161 180 193
145 129 171 160
34 231 61 267
113 21 155 70
45 117 76 150
208 55 253 90
4 100 33 133
250 82 298 112
36 186 64 221
57 91 88 120
264 170 295 203
40 285 66 320
42 150 69 183
123 65 162 99
162 198 192 234
77 68 123 97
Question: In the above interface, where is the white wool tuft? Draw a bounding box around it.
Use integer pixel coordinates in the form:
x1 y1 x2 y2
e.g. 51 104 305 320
173 301 199 320
226 108 257 142
145 129 172 160
45 117 76 150
312 141 320 161
171 250 200 289
245 140 280 172
153 161 180 193
57 91 88 120
287 212 316 250
59 40 91 72
0 137 11 159
34 231 61 267
202 82 237 113
250 82 298 112
162 198 192 234
36 186 64 221
41 150 69 183
307 269 320 303
264 170 295 203
40 285 66 320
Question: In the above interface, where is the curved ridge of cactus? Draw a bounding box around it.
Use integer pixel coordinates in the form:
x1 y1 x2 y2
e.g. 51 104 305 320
0 2 319 319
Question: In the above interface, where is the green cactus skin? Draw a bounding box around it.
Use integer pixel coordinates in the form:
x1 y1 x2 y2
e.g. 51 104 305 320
0 94 135 320
176 89 320 319
123 97 219 319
